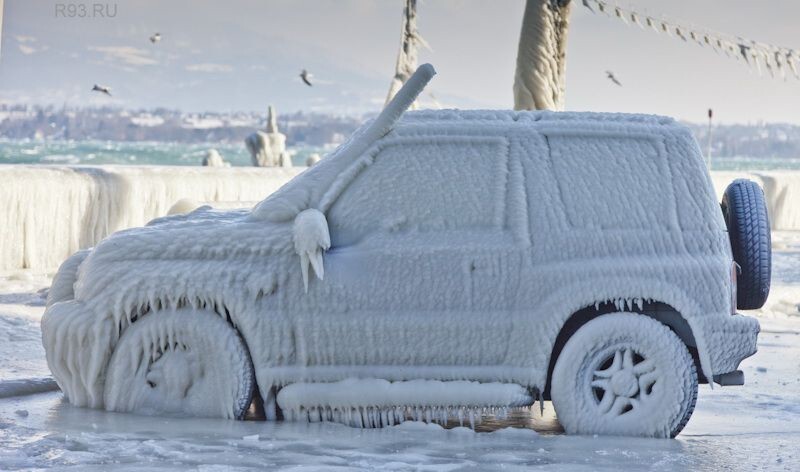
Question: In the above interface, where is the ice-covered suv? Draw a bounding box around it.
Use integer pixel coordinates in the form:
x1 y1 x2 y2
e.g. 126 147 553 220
43 65 768 437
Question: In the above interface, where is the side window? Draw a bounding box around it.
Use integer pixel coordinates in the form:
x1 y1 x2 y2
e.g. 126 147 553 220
327 138 508 245
547 134 671 230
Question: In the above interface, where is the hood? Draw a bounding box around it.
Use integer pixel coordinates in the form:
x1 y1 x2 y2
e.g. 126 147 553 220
73 205 293 301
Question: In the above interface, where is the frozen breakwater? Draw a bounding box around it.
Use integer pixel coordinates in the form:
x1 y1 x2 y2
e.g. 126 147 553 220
0 165 798 271
0 165 303 271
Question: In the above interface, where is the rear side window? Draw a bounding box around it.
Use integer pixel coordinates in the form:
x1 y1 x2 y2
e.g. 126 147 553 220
327 138 508 244
547 134 671 230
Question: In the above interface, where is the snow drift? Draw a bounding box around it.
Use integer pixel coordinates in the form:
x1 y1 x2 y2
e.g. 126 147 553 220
0 165 302 271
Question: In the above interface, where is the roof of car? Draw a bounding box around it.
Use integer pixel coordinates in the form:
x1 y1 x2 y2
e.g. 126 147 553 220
396 109 677 127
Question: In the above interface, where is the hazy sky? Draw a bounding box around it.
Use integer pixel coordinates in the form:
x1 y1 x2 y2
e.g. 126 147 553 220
1 0 799 123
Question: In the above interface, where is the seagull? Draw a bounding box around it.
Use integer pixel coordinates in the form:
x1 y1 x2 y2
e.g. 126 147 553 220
149 32 161 44
91 84 112 96
300 69 313 86
606 71 622 86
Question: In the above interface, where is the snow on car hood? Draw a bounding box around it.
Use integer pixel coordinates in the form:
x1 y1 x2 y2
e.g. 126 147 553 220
72 205 294 304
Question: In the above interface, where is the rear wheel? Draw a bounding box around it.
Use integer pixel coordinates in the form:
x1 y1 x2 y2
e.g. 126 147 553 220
103 307 255 419
551 313 697 438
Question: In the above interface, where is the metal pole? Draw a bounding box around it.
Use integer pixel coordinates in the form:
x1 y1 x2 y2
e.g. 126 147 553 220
707 108 713 170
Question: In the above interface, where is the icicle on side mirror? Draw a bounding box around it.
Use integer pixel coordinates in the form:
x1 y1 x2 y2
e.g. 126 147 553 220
293 209 331 292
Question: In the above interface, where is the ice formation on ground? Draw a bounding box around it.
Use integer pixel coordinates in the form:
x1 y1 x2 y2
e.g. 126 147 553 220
0 377 59 399
40 64 759 437
245 106 292 168
201 149 229 167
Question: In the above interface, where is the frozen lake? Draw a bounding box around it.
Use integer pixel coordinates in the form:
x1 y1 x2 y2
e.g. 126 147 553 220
2 234 799 470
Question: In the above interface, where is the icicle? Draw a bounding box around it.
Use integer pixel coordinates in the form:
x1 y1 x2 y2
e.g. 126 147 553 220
614 7 626 23
774 50 785 80
787 51 799 79
630 12 641 28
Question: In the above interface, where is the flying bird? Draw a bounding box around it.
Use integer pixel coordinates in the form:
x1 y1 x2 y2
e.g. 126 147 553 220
91 84 112 96
606 71 622 86
300 69 313 86
149 32 161 44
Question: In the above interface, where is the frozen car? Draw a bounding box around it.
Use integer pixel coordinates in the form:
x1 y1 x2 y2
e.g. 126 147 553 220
42 65 769 438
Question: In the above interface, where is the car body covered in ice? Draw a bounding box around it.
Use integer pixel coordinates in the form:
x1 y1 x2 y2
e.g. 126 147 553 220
43 65 764 437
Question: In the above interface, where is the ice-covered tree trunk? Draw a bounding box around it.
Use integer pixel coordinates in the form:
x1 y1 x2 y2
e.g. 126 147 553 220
385 0 422 109
514 0 572 110
245 106 292 167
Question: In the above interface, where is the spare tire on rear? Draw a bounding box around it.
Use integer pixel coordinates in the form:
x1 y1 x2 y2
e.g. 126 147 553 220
721 179 771 310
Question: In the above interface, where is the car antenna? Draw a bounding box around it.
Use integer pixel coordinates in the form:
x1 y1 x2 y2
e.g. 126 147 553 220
362 63 436 143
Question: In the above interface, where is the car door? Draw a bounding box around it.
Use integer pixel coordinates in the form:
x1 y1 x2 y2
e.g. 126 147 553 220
314 135 520 368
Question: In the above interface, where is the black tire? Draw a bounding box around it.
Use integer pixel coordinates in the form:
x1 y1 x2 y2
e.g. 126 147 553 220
721 179 771 309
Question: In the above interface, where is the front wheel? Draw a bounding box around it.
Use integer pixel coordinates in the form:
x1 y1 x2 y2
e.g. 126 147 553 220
551 313 697 438
103 307 255 419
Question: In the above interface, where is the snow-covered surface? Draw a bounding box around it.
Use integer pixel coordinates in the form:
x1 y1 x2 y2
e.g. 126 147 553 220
0 165 303 271
1 239 799 469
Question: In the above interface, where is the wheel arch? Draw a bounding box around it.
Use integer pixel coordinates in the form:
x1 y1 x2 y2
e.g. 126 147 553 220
105 291 259 418
534 280 715 400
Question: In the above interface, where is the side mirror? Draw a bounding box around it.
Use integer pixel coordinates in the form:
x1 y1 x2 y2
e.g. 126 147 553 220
293 209 331 292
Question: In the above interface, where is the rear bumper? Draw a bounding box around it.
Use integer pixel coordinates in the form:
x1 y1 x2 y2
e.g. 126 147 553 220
704 313 760 382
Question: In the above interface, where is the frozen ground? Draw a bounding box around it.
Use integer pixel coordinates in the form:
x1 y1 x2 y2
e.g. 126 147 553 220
1 234 799 470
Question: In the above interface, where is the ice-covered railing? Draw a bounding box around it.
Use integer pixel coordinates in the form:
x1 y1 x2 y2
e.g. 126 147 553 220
0 165 302 271
2 167 799 272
